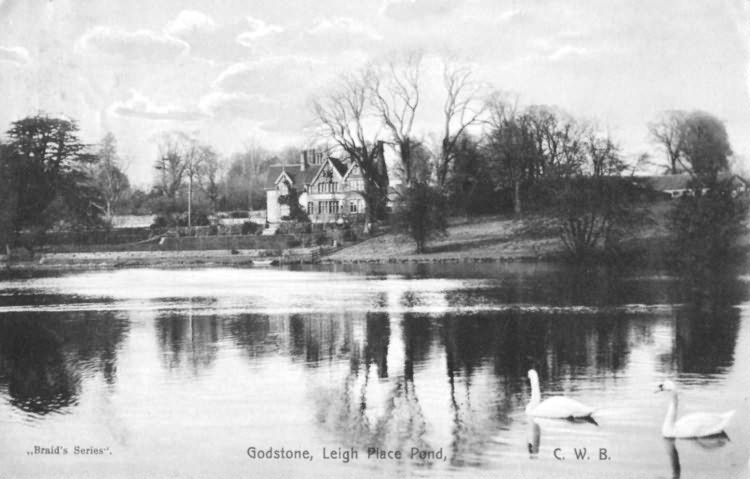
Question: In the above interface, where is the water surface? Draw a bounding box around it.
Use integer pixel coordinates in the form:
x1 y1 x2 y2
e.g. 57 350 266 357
0 264 748 478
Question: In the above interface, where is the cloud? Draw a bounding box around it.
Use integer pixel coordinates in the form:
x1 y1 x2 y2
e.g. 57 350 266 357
165 10 217 37
381 0 457 21
199 90 309 133
213 56 325 95
77 26 189 61
306 17 382 41
200 91 277 119
109 90 205 121
0 45 30 64
236 16 284 46
547 45 592 62
288 16 382 54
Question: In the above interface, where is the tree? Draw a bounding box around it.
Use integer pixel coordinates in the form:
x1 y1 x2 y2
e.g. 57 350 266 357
153 132 220 226
435 61 486 187
312 73 389 224
648 110 687 174
0 143 17 254
539 128 647 260
392 181 448 253
649 110 731 179
198 145 222 212
368 52 422 186
445 133 496 217
525 105 586 179
93 132 130 218
679 111 731 180
1 115 103 248
669 178 748 271
484 96 532 215
154 132 189 205
223 141 274 210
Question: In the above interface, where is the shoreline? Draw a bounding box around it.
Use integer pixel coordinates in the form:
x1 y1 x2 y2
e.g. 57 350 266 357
1 250 559 272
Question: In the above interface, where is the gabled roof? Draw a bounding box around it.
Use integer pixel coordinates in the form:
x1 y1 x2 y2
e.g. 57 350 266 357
343 162 361 181
309 157 349 186
264 160 342 191
328 157 348 177
265 165 304 190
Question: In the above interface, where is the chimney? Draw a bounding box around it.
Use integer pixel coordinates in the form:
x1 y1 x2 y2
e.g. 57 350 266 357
300 150 307 171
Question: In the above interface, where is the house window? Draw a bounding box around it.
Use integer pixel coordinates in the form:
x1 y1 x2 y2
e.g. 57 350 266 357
307 202 313 214
318 202 323 214
349 201 357 213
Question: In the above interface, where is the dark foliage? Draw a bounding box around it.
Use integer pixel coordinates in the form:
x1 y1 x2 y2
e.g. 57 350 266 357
669 178 748 270
278 181 310 223
537 176 651 261
241 221 260 235
0 115 105 250
391 182 448 253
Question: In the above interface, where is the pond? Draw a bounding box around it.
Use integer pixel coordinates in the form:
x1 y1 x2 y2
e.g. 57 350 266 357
0 263 748 478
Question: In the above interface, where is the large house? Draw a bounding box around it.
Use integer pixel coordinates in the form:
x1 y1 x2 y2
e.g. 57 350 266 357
265 148 378 224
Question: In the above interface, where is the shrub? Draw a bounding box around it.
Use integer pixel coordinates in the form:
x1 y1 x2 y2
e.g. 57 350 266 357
241 221 260 235
150 215 169 230
315 233 329 246
343 229 358 242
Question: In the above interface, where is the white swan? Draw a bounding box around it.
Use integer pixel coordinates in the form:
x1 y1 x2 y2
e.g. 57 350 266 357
657 380 735 439
525 369 595 419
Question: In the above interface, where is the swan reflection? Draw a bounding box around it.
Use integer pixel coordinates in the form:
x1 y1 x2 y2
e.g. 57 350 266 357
527 420 540 457
664 434 730 479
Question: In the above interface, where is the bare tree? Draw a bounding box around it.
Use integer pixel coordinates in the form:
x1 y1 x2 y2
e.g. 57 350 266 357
94 132 130 218
154 131 208 226
484 93 529 215
648 110 687 174
368 51 422 185
436 60 487 187
525 105 586 179
585 129 623 177
197 145 222 212
154 131 189 202
312 73 389 224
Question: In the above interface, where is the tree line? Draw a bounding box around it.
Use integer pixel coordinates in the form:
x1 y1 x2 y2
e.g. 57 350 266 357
0 52 746 259
310 53 745 256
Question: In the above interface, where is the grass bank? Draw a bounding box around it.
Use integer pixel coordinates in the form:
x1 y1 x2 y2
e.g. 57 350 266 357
325 205 675 265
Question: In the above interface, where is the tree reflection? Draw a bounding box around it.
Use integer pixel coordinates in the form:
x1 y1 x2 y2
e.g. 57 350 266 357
0 311 127 415
667 265 743 375
288 314 348 365
155 313 220 373
311 312 435 466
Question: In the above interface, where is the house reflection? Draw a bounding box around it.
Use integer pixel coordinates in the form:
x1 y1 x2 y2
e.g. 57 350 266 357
0 311 128 415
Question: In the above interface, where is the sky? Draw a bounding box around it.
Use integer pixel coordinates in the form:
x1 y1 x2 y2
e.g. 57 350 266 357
1 0 749 186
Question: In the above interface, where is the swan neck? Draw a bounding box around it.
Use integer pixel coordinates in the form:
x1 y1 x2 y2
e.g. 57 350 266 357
663 391 678 431
529 374 541 405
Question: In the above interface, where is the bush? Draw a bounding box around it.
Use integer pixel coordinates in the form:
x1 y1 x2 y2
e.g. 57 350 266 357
342 229 358 242
150 215 169 230
241 221 260 235
391 182 448 253
286 238 302 248
315 233 329 246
